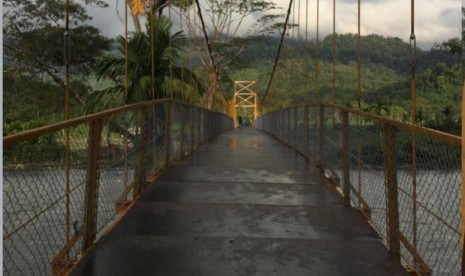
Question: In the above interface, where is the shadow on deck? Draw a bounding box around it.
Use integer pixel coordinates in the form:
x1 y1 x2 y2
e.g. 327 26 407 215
70 128 408 276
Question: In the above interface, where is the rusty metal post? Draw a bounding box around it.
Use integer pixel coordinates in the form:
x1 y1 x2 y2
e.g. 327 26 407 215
318 105 325 168
165 101 172 164
82 119 103 253
232 95 237 128
208 113 212 141
190 106 195 153
304 105 309 161
202 110 206 143
203 112 210 143
198 110 202 144
180 103 185 159
461 80 465 274
213 114 216 140
254 92 258 121
207 112 210 138
134 108 148 197
294 107 298 149
341 110 350 201
287 108 291 144
212 113 215 140
212 114 216 140
274 112 278 138
383 123 400 261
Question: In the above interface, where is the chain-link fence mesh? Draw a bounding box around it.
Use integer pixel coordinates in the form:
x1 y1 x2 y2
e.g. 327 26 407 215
256 104 462 276
3 100 233 276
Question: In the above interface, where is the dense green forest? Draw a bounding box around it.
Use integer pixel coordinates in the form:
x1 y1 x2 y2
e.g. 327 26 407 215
3 0 463 136
3 10 462 135
228 34 462 134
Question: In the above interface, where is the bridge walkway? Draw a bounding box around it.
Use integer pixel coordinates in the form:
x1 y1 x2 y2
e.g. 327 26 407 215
70 128 408 276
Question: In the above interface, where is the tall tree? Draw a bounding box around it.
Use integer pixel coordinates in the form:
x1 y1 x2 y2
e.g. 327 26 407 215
126 0 284 109
127 0 193 32
3 0 111 104
89 15 202 110
174 0 284 109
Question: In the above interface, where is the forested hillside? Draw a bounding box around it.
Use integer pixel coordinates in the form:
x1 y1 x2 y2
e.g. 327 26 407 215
4 31 462 135
227 34 462 133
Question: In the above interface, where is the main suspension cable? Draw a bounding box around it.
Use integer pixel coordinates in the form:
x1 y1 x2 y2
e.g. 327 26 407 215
180 0 185 101
315 0 320 103
124 0 129 104
410 0 417 124
64 0 71 246
410 0 419 265
169 4 173 98
290 0 296 97
332 0 336 104
260 0 294 104
193 0 228 102
356 0 362 212
357 0 361 109
150 0 155 100
304 0 309 104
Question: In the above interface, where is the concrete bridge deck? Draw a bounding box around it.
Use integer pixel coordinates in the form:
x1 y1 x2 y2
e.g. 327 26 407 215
70 128 408 276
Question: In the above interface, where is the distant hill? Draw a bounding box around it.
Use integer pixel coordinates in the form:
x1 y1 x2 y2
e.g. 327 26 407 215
229 34 459 75
227 33 461 133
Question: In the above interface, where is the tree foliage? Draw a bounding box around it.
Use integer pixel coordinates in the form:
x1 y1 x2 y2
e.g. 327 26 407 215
3 0 111 134
88 15 203 111
183 0 285 109
229 34 461 133
3 0 111 103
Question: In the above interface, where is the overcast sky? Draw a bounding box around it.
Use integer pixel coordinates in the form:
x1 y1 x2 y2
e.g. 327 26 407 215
86 0 461 49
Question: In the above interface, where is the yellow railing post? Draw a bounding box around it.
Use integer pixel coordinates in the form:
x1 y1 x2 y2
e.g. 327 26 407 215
165 101 172 164
134 107 148 197
180 103 185 159
294 107 298 149
304 105 310 161
461 80 465 274
287 108 291 145
232 97 237 128
318 105 325 168
383 123 400 262
83 119 103 252
191 106 195 153
341 110 350 201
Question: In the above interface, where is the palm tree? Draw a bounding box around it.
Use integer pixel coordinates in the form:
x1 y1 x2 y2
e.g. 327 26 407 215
88 15 201 110
370 98 390 116
88 15 202 170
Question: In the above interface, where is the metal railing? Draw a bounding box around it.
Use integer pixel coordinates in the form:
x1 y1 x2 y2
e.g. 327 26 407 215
255 104 462 276
3 99 234 276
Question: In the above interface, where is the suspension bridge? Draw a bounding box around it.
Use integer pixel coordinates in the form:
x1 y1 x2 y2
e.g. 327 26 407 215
3 0 463 275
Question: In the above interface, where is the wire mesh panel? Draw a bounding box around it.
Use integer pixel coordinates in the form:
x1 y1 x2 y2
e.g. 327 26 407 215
348 116 388 239
3 123 90 276
256 103 462 276
307 106 319 161
295 107 306 156
322 107 343 187
169 102 183 162
96 111 137 235
397 129 461 275
3 100 233 276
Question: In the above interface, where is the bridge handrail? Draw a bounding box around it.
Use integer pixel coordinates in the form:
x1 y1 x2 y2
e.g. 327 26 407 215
3 99 229 146
256 103 462 276
263 103 461 145
3 99 234 275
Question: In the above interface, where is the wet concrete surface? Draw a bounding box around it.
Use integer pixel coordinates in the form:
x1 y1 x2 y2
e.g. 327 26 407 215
70 128 409 276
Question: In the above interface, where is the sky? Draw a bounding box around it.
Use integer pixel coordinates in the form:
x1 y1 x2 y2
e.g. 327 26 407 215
86 0 462 49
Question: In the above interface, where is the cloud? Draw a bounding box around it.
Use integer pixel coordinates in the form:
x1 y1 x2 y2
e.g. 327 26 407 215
85 0 461 49
86 0 133 38
274 0 460 48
